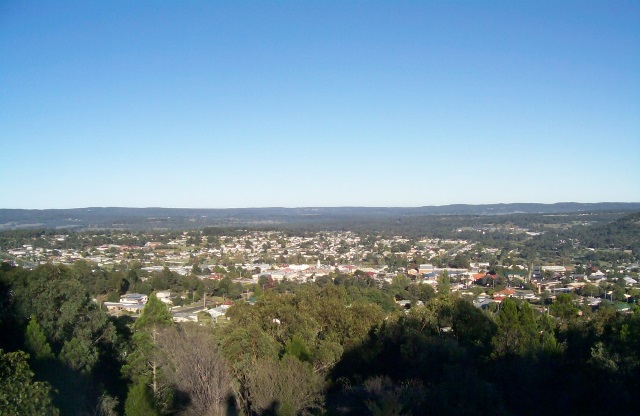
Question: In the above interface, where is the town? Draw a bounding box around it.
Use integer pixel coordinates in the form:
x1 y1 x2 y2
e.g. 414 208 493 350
2 226 638 324
2 216 639 415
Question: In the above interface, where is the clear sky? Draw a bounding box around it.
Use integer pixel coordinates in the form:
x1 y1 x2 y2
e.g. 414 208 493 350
1 0 638 209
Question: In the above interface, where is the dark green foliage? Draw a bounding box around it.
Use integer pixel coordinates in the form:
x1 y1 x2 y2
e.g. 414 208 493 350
59 337 98 373
123 294 173 385
550 293 579 320
220 285 386 414
451 298 496 354
106 291 120 302
135 293 173 330
0 272 22 352
24 316 53 361
8 264 115 356
1 243 640 416
284 334 311 362
408 282 436 303
362 376 413 416
327 294 640 415
122 293 174 412
124 382 159 416
0 264 120 414
0 349 59 416
492 298 540 356
330 300 508 415
438 270 451 295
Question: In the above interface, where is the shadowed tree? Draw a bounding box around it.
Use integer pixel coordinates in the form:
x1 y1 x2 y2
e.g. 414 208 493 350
451 298 497 355
158 326 232 416
0 349 59 416
245 355 324 416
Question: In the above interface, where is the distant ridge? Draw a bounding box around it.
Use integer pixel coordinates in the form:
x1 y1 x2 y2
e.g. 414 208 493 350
1 202 639 231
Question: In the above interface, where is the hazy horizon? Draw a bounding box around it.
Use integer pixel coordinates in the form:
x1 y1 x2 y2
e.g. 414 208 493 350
3 201 640 211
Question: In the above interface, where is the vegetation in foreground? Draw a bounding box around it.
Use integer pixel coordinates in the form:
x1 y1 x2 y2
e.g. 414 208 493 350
1 261 639 415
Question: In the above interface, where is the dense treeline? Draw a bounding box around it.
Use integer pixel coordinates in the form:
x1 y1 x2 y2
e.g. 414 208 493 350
1 261 639 415
2 210 634 248
329 298 640 415
523 211 640 262
2 204 638 231
231 210 630 241
0 263 125 414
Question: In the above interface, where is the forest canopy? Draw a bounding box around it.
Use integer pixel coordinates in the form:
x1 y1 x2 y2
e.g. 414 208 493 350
1 261 639 415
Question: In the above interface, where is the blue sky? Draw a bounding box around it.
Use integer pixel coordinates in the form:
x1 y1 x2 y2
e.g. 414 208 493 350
1 0 638 209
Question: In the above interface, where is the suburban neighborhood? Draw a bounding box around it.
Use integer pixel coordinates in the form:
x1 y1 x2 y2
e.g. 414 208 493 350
3 228 639 323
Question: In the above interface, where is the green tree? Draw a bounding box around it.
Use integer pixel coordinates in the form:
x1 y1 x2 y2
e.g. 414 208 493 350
127 269 139 285
3 264 116 414
450 253 470 269
492 298 539 356
409 283 436 303
123 294 173 400
387 273 411 300
124 381 159 416
108 271 129 295
550 293 578 320
451 298 497 354
438 271 450 295
285 334 311 362
0 349 59 416
391 273 411 289
12 266 115 362
24 316 53 361
59 337 98 374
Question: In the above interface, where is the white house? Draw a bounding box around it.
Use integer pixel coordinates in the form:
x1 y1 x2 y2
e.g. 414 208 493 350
207 305 230 323
120 293 148 305
156 291 172 305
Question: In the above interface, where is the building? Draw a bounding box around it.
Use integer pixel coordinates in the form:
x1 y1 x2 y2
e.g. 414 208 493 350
419 264 434 275
120 293 148 305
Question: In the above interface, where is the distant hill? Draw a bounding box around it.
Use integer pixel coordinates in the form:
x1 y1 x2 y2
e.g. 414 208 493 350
1 203 639 231
579 210 640 250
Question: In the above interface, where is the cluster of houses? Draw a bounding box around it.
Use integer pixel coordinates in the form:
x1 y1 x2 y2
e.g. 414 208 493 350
5 230 639 317
101 256 639 326
4 230 480 276
103 290 235 323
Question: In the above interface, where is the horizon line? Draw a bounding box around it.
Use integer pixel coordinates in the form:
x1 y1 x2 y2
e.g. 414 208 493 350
2 201 640 211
